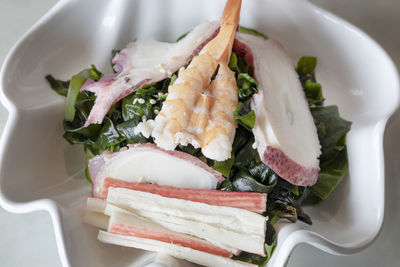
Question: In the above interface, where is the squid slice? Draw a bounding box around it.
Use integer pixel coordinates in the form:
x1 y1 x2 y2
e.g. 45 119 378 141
234 33 321 186
82 21 219 126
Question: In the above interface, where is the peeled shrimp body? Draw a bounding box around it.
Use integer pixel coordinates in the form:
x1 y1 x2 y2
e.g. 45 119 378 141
138 0 241 161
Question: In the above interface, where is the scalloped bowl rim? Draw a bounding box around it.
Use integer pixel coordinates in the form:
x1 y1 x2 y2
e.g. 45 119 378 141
0 0 398 267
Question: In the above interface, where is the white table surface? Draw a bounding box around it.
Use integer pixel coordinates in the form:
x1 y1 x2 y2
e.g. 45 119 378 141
0 0 399 266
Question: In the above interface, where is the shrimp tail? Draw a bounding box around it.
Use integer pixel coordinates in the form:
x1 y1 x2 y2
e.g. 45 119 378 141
202 0 242 63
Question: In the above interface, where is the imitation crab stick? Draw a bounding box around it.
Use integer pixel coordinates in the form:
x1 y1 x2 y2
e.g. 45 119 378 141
107 210 234 258
101 177 267 213
85 198 240 255
85 200 240 255
110 223 233 257
84 211 109 229
84 199 238 257
107 187 266 255
104 202 240 255
84 197 109 229
98 231 257 267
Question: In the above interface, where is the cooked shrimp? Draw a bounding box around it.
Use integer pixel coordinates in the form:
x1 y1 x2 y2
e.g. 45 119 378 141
201 63 238 160
144 0 242 161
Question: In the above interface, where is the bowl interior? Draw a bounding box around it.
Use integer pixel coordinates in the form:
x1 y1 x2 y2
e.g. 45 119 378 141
0 0 398 266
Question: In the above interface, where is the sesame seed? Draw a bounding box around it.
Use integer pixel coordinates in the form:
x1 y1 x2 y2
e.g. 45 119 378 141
133 98 138 104
142 116 147 121
154 109 159 115
149 99 156 104
252 141 258 149
137 98 145 104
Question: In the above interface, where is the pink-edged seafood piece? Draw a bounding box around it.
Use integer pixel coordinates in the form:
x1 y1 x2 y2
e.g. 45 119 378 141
84 197 109 229
89 143 225 198
110 223 233 257
84 211 109 229
98 231 257 267
107 187 266 256
107 210 233 258
101 177 266 213
84 198 239 255
86 196 106 213
234 33 321 186
82 21 219 126
87 199 241 255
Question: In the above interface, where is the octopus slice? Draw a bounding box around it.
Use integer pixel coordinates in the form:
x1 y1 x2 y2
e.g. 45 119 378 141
82 21 219 126
234 33 321 186
89 143 225 198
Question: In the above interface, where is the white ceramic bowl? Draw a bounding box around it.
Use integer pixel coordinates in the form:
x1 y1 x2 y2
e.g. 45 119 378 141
0 0 398 266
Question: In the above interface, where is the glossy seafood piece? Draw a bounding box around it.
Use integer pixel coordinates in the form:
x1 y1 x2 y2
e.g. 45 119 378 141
101 177 267 213
84 211 109 229
201 63 238 160
199 0 241 63
98 231 257 267
108 209 233 257
107 187 266 255
85 198 240 255
104 203 240 255
86 197 106 213
84 197 109 229
151 52 219 150
89 143 224 198
84 198 238 256
143 0 241 161
234 33 321 186
81 21 219 126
